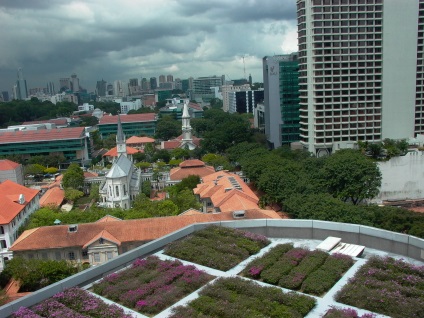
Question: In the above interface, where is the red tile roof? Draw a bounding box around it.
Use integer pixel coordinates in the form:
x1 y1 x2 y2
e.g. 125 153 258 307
193 171 259 212
96 215 123 222
161 135 202 150
169 161 215 181
39 187 65 208
0 180 39 224
84 172 99 178
103 146 140 157
0 160 20 171
0 127 85 144
11 209 280 251
99 113 156 125
126 136 155 145
179 159 205 168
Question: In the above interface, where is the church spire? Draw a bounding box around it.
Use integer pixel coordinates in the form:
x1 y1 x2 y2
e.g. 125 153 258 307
181 100 194 149
116 113 127 157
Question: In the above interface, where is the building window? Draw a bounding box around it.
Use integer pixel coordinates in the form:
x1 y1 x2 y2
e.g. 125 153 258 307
0 240 6 249
68 252 75 260
82 251 88 259
115 186 119 197
0 226 4 235
41 253 48 259
55 251 61 260
94 253 100 262
107 252 113 260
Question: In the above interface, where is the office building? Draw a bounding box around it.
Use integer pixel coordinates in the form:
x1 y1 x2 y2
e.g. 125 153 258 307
228 90 264 114
96 80 107 97
167 74 174 82
59 78 71 91
70 73 80 92
16 68 28 100
98 113 157 139
192 75 225 103
150 77 157 90
158 75 166 84
1 91 9 102
263 53 301 148
221 84 251 112
297 0 421 156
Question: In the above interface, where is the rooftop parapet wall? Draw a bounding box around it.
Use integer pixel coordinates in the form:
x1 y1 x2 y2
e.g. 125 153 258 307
1 219 423 317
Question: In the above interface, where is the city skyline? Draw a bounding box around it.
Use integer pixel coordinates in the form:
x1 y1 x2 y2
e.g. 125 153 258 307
0 0 298 93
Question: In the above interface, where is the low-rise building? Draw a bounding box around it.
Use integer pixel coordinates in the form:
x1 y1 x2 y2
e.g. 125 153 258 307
0 180 40 270
0 160 24 185
10 209 280 266
98 113 156 139
0 127 91 163
193 170 259 213
168 159 215 186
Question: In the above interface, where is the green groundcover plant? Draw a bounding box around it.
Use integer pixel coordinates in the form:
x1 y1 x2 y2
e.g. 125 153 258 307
241 243 354 295
92 256 214 315
164 225 270 271
170 277 316 318
12 287 134 318
336 256 424 318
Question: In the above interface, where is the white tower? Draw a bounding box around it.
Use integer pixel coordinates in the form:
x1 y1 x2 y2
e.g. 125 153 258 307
180 101 195 149
116 114 127 158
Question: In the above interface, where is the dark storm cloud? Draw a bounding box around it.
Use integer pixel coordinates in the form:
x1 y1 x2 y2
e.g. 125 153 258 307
0 0 297 93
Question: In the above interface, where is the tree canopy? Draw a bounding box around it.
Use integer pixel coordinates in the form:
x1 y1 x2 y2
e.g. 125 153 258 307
62 163 84 190
155 115 181 140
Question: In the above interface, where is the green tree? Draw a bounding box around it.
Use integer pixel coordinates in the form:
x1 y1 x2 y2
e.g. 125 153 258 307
65 188 84 202
2 257 78 292
135 161 151 170
320 149 382 204
103 134 117 149
62 163 84 189
24 164 46 176
44 167 58 174
169 188 202 213
155 115 181 140
209 98 223 109
141 180 151 197
89 184 100 201
171 148 190 160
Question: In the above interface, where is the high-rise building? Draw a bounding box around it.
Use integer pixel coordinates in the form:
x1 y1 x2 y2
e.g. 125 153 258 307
16 68 28 100
70 73 80 92
221 84 251 112
166 74 174 82
1 91 9 102
297 0 421 156
228 90 264 114
96 79 107 97
263 53 300 148
129 78 138 87
150 77 157 90
158 75 166 84
141 78 150 90
46 82 55 95
59 78 71 91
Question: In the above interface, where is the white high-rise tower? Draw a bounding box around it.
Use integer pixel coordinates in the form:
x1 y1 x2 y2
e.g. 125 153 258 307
297 0 422 156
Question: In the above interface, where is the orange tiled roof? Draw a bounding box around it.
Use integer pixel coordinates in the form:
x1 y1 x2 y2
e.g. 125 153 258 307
169 160 215 181
193 171 259 211
84 171 99 178
99 113 156 125
82 230 121 249
179 209 203 216
0 180 39 224
10 209 280 252
96 215 122 222
0 159 20 171
39 187 64 208
0 127 85 144
126 136 155 144
22 118 68 126
103 146 140 157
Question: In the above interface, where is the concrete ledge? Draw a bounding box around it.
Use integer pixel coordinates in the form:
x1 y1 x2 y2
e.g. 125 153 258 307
313 220 360 233
359 226 409 243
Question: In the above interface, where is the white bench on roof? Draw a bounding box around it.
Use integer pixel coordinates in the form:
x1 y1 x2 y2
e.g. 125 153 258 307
331 242 365 257
316 236 342 252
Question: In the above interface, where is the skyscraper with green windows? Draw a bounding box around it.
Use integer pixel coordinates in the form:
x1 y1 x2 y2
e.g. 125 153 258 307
263 53 300 148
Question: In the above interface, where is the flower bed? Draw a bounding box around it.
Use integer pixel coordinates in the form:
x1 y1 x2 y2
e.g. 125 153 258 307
92 256 214 315
170 277 316 318
324 307 376 318
163 225 270 271
12 287 133 318
241 243 354 295
336 256 424 318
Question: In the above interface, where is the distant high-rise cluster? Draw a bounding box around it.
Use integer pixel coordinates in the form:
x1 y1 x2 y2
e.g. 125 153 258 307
15 68 28 100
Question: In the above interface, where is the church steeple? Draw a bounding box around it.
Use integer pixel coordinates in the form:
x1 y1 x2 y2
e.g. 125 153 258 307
116 114 127 157
181 100 192 143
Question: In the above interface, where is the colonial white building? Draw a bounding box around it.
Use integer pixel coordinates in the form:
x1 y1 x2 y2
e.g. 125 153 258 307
99 115 141 209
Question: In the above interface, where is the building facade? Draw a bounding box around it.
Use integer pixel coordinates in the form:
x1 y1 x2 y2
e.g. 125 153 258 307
0 160 24 185
16 68 28 100
228 90 264 114
0 180 39 270
98 113 157 139
0 127 90 163
297 0 421 156
263 53 301 148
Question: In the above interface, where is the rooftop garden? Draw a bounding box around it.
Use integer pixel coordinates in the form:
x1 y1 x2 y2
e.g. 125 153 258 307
163 225 270 271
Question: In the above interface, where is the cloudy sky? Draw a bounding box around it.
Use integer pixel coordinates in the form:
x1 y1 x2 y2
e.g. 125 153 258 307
0 0 298 93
